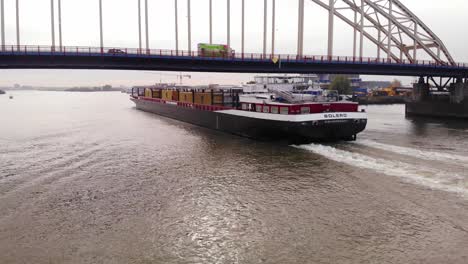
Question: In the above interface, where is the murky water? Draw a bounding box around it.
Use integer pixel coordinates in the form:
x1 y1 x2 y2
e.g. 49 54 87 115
1 91 468 264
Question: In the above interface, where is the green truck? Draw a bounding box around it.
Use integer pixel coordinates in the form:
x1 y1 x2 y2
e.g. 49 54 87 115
197 43 235 58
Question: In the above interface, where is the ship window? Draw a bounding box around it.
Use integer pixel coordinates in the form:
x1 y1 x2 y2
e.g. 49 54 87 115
301 106 310 114
242 103 248 110
271 106 279 114
263 106 270 113
280 107 289 115
256 105 262 112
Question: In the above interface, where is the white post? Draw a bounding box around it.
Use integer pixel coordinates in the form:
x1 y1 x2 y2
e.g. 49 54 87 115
138 0 142 51
227 0 230 48
16 0 20 51
271 0 276 55
187 0 191 53
51 0 55 50
353 10 357 58
99 0 103 53
241 0 245 54
175 0 178 53
297 0 304 57
145 0 149 53
328 0 334 57
387 0 392 60
1 0 5 50
58 0 62 51
263 0 267 56
209 0 212 44
359 0 364 58
413 22 417 62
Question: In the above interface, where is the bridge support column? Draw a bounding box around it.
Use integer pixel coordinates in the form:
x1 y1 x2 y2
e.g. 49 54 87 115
450 78 467 104
412 77 430 102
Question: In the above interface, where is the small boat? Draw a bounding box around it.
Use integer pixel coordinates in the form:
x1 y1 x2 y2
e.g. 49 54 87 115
9 95 13 99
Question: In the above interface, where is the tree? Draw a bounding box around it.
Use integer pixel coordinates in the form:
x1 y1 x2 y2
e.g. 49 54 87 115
329 75 352 95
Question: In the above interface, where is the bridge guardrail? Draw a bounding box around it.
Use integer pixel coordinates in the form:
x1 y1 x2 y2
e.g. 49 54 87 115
1 45 467 69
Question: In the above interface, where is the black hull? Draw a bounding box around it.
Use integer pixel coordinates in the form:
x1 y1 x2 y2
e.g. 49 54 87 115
132 98 367 143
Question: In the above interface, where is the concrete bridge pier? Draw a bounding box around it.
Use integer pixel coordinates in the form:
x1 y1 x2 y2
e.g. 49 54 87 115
449 78 467 104
412 77 430 102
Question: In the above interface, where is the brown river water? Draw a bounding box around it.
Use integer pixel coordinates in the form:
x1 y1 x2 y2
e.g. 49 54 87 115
1 91 468 264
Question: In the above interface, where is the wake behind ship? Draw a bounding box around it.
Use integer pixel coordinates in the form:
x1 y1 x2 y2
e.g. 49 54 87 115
130 80 367 143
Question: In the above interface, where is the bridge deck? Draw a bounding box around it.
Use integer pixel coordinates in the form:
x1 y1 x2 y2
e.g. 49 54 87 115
1 46 467 78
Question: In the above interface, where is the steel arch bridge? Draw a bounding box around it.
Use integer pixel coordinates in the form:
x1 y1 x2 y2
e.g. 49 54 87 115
309 0 455 66
0 0 466 79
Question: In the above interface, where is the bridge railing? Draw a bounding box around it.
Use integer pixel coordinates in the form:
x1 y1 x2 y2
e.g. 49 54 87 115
1 45 467 69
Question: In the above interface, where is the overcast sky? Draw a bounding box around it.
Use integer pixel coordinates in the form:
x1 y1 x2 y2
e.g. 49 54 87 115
0 0 467 87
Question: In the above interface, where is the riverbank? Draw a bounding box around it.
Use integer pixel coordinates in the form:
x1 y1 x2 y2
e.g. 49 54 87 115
356 95 410 105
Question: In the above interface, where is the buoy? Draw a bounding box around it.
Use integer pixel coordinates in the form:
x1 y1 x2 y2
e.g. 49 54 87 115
9 96 13 99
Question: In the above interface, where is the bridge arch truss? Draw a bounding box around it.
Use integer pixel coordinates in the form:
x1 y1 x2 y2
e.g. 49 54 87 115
308 0 455 66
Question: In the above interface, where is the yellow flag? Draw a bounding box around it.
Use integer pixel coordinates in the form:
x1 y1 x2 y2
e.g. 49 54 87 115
272 57 279 64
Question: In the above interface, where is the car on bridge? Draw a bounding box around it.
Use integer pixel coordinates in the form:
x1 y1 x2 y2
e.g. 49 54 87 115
107 48 127 54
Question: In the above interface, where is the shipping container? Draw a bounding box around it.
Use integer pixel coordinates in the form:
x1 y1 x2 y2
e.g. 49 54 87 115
145 88 152 98
179 92 194 103
152 89 162 99
194 92 213 105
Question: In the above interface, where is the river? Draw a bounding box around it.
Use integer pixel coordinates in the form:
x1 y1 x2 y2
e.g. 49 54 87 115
1 91 467 264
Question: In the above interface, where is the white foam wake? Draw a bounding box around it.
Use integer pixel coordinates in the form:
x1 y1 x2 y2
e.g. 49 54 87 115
293 144 467 196
355 139 468 165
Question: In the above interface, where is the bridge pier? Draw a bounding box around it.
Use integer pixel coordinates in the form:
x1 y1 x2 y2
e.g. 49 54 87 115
412 77 430 102
407 77 468 119
449 78 467 104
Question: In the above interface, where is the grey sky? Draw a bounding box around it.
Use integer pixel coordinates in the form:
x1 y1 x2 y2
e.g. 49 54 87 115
0 0 467 87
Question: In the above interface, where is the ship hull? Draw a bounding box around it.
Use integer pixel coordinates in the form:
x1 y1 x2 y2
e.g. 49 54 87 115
132 98 367 143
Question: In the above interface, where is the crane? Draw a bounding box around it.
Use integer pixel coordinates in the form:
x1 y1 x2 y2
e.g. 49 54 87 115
145 72 191 85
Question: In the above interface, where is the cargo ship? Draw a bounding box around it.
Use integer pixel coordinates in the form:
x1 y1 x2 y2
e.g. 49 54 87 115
130 81 367 143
